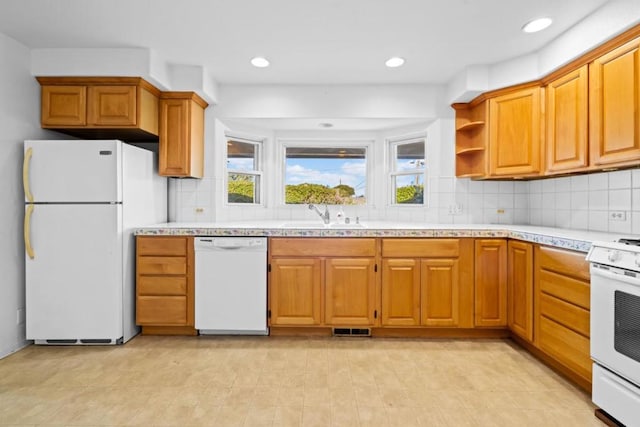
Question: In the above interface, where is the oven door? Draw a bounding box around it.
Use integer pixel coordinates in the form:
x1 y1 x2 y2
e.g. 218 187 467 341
591 265 640 387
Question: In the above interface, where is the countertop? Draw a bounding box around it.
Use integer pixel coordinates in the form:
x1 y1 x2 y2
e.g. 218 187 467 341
134 221 629 253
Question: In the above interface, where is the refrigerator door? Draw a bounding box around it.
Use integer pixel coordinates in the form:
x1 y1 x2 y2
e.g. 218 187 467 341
24 140 122 203
25 204 123 342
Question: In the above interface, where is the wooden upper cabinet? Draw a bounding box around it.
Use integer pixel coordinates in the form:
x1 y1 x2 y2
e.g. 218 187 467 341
546 65 589 174
325 258 376 326
507 240 533 341
488 86 543 177
37 77 160 140
474 239 507 327
87 85 137 126
41 85 86 126
159 92 208 178
590 36 640 167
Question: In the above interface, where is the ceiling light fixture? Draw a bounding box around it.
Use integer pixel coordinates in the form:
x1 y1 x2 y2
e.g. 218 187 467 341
250 57 270 68
385 57 405 68
319 122 334 128
522 17 553 33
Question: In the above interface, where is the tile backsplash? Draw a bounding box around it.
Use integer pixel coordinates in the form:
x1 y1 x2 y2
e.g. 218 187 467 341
528 169 640 234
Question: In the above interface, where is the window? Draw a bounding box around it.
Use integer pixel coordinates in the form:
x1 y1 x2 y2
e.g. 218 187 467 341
226 137 262 204
283 144 368 205
389 138 426 205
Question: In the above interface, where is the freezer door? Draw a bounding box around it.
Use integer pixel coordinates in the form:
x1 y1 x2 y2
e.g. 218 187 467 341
25 204 123 341
24 140 122 203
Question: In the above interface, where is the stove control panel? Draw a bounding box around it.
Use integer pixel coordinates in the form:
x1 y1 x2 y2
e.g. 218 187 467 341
587 241 640 272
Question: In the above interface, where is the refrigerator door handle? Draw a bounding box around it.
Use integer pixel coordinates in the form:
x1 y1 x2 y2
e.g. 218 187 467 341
23 147 34 203
24 204 35 259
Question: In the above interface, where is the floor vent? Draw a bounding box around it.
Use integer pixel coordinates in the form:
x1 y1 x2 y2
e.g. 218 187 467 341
332 328 371 337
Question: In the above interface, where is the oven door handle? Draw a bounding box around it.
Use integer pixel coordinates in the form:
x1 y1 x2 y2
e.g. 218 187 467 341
591 266 640 286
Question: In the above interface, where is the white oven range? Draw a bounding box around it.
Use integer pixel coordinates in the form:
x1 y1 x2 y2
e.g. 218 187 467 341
587 240 640 427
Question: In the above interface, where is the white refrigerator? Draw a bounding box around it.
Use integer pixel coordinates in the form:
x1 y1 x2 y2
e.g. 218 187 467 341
23 140 167 344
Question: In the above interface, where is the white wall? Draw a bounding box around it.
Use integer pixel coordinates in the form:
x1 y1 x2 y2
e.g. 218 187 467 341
0 33 56 358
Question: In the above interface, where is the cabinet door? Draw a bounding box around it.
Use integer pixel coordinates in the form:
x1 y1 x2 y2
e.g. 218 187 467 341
325 258 376 326
489 87 542 176
507 241 533 341
590 37 640 167
381 259 420 326
421 258 459 327
159 98 192 177
87 85 137 126
546 66 588 173
41 85 87 126
474 239 507 326
269 258 322 326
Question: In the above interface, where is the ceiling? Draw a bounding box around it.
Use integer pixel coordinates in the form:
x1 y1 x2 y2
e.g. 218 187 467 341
0 0 612 86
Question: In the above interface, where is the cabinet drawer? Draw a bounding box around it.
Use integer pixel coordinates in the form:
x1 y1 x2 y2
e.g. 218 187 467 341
382 239 459 258
137 237 188 256
539 293 589 337
538 269 590 310
137 296 187 325
538 246 590 281
138 276 187 296
138 256 187 275
538 316 591 382
270 238 376 257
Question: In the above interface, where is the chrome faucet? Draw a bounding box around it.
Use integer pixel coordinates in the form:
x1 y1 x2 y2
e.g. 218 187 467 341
308 204 330 224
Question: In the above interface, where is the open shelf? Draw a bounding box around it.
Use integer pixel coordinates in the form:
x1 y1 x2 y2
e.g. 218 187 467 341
454 101 488 179
456 120 485 132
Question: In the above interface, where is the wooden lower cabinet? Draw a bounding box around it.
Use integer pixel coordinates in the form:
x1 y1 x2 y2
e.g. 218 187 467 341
475 239 507 326
381 239 473 328
507 240 534 341
381 258 420 326
135 236 196 335
269 258 322 326
325 258 376 325
268 238 378 328
534 245 591 388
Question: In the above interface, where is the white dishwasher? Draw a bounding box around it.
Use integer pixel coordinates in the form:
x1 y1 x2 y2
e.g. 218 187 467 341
194 237 268 335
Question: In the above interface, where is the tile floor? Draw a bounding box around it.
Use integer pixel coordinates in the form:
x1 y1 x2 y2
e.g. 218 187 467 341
0 336 603 426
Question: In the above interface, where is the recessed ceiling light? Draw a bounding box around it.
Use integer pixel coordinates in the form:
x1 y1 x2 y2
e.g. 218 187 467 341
385 57 405 68
251 57 270 68
522 17 552 33
319 122 334 128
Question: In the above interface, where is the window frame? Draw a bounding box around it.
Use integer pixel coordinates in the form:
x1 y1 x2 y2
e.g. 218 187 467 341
224 134 265 207
388 136 427 207
278 138 374 206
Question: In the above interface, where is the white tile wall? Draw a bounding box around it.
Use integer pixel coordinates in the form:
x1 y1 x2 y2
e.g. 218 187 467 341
529 169 640 234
